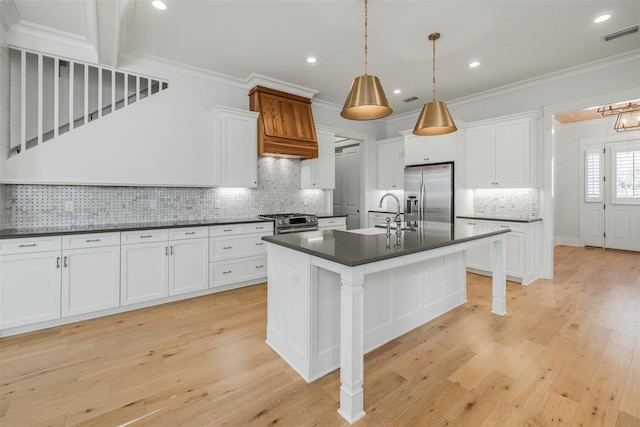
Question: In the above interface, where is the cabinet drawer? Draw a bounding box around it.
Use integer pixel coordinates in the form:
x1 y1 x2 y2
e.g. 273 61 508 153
210 257 267 288
121 229 169 244
169 227 209 241
210 234 268 262
0 236 62 255
318 217 346 227
244 222 273 234
210 224 244 237
63 232 120 249
495 222 524 233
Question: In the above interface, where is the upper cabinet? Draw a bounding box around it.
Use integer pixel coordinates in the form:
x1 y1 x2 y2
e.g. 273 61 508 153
249 86 318 160
401 130 455 166
210 106 260 188
301 126 335 189
464 112 541 188
377 137 404 190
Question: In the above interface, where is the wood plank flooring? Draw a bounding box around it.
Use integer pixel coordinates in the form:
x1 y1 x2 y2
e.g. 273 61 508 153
1 245 639 426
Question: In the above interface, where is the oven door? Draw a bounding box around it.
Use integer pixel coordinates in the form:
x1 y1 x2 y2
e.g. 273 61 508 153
276 226 319 235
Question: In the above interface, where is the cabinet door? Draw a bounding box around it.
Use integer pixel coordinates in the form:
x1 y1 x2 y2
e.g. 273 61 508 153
404 135 426 166
495 119 530 187
505 232 525 277
465 125 495 188
425 133 454 163
169 238 209 296
221 113 258 188
121 242 169 306
0 252 61 329
61 246 120 317
301 127 335 189
378 141 399 190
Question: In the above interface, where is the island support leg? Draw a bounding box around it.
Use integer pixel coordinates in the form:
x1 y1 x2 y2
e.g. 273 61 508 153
338 267 366 424
492 236 507 316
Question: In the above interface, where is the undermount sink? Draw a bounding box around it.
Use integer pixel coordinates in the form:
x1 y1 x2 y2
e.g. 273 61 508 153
346 228 390 235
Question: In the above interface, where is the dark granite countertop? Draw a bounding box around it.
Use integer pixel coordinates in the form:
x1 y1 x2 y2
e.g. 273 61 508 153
0 217 273 239
368 210 404 214
456 215 542 223
262 221 510 267
317 214 349 218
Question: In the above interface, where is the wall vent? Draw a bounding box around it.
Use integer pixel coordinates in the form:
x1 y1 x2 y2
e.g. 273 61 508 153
403 96 419 103
603 25 639 42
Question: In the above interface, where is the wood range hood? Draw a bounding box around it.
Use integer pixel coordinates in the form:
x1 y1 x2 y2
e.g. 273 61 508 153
249 86 318 160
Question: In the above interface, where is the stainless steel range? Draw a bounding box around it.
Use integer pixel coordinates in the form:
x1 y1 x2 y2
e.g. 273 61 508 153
259 213 318 234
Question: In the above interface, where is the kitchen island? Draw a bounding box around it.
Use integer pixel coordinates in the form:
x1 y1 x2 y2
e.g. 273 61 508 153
262 222 511 424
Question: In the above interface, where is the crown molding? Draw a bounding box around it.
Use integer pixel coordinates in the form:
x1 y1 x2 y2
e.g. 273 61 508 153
7 21 98 63
0 0 20 31
311 98 342 112
244 73 318 99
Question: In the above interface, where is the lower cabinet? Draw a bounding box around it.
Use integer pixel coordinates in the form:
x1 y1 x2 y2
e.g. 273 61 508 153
456 219 540 284
169 238 209 296
0 251 62 329
62 246 120 317
318 217 347 231
210 256 267 288
368 212 403 228
121 241 170 306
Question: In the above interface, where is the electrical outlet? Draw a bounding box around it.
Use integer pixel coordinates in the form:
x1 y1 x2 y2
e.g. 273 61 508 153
215 199 221 209
149 199 158 209
64 201 74 212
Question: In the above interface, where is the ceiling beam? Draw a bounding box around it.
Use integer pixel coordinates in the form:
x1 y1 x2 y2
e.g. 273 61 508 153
95 0 135 68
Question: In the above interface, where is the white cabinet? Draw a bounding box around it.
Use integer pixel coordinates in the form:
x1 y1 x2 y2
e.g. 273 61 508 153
0 250 62 329
62 245 120 317
318 217 347 231
377 137 404 190
456 218 541 284
465 112 541 188
209 222 272 289
301 125 335 189
169 237 209 296
401 130 455 166
121 241 170 306
368 212 403 227
210 106 260 188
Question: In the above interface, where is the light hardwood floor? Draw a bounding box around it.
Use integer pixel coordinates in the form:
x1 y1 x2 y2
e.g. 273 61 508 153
1 245 639 426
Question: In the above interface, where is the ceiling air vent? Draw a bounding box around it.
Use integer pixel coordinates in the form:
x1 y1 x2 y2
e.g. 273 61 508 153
403 96 419 103
603 25 639 42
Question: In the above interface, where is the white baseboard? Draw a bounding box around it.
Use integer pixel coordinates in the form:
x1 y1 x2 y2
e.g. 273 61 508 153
554 236 583 247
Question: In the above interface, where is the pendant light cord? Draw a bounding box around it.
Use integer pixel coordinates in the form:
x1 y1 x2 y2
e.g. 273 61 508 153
364 0 368 75
432 37 436 102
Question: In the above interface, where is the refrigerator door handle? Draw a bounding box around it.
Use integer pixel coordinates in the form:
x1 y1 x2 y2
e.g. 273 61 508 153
419 180 424 221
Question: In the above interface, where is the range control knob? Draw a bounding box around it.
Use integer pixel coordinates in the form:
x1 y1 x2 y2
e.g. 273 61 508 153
278 220 284 225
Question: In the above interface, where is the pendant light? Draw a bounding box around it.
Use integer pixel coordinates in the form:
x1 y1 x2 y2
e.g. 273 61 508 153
413 33 457 136
340 0 392 121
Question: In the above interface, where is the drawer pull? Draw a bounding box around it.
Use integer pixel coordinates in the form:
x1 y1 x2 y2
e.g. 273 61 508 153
255 265 264 269
165 246 168 256
140 235 153 238
223 229 233 232
86 238 101 242
170 245 173 255
19 243 37 247
255 242 264 246
256 226 264 229
56 257 61 268
223 270 232 274
468 222 477 225
185 231 196 235
500 225 510 228
223 246 233 250
63 256 68 268
328 221 335 224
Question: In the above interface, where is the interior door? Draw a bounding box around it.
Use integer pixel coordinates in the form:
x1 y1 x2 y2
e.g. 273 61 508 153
604 140 640 251
334 145 360 230
580 143 605 247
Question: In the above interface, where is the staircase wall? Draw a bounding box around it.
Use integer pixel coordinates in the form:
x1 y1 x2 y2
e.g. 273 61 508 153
5 57 247 186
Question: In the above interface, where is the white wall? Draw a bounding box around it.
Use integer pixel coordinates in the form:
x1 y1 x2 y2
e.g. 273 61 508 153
0 18 10 228
555 116 625 245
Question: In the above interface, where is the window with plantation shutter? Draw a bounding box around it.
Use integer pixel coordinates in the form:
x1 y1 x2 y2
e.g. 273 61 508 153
585 149 602 202
612 147 640 204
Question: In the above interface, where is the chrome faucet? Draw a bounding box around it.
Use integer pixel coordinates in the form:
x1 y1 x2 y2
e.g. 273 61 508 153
379 193 402 236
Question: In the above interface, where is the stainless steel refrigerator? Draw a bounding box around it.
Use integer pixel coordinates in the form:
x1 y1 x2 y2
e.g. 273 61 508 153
404 162 454 224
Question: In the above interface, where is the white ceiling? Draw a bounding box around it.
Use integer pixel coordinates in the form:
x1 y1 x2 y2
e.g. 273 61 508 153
5 0 640 115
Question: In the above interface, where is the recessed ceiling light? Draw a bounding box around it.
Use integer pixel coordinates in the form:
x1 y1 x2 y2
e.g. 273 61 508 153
306 57 317 64
594 14 611 23
152 0 167 10
393 89 402 94
469 61 480 68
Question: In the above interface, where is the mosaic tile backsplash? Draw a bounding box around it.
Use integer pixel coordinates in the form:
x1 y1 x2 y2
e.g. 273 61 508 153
4 157 327 228
473 188 540 219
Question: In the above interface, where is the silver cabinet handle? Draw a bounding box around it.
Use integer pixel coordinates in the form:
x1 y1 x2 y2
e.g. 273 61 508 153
468 222 477 225
500 225 510 228
328 221 335 224
140 235 152 238
255 242 264 246
256 226 264 229
185 231 196 235
170 245 173 255
63 256 68 267
165 246 168 256
19 243 37 247
255 265 264 269
86 238 100 242
223 246 232 249
56 257 61 268
223 270 232 274
223 229 233 232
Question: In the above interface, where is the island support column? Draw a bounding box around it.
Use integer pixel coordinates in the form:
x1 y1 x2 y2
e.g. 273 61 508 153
492 235 507 316
338 266 366 424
